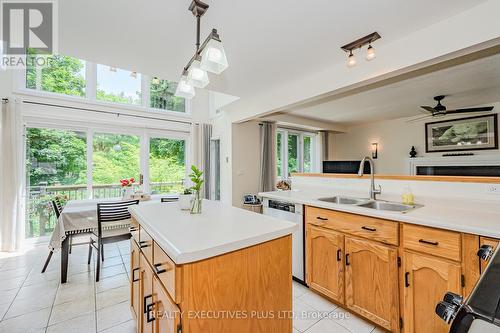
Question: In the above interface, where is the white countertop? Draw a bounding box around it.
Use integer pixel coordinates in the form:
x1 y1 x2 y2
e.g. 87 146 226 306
129 200 297 264
259 189 500 239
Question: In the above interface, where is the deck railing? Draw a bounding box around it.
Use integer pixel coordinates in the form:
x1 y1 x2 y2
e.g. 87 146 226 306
26 181 183 238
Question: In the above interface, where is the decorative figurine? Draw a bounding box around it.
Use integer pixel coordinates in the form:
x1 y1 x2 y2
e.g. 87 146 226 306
409 146 417 158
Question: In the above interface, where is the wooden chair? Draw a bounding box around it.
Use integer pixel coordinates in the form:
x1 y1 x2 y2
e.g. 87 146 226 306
41 200 62 273
88 199 139 281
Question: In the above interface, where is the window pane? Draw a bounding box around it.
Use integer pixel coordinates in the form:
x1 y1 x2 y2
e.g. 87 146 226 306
288 134 299 175
276 132 282 177
96 65 141 105
150 78 186 112
149 138 185 194
25 128 87 238
93 133 140 198
304 136 312 172
26 49 86 97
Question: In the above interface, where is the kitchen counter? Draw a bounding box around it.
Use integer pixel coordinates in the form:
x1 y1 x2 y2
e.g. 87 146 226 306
259 189 500 239
129 199 297 264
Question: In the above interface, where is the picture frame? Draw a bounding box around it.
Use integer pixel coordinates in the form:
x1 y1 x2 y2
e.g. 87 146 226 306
425 114 498 153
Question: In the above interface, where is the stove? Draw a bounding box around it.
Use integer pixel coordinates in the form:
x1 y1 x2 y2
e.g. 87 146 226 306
436 245 500 332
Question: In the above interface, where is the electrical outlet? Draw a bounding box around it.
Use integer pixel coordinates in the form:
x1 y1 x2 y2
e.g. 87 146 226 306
486 185 500 194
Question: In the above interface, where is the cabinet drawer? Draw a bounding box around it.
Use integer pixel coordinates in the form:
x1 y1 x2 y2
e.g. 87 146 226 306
305 206 399 245
403 224 461 261
130 217 140 244
139 228 154 264
153 242 181 304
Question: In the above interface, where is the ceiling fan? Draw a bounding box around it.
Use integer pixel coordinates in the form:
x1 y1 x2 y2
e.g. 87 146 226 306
407 95 494 122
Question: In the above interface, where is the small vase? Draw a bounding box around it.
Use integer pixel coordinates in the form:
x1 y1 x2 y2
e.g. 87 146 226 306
122 187 132 199
178 194 194 210
190 191 202 214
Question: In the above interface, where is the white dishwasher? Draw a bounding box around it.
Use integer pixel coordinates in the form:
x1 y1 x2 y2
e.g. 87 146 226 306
263 198 304 284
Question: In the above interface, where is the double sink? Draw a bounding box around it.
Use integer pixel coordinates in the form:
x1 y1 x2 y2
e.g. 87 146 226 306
318 196 419 213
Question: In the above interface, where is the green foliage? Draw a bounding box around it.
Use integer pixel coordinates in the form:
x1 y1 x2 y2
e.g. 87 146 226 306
189 165 204 193
26 49 86 97
96 88 141 105
150 79 185 112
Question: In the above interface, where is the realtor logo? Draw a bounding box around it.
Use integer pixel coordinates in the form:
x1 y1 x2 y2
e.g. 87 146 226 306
1 0 57 68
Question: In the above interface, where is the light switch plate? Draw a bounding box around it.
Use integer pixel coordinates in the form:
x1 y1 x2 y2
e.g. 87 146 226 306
486 184 500 194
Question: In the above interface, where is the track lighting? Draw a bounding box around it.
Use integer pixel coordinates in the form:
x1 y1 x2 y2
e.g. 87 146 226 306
366 45 375 61
341 32 381 68
174 0 229 99
347 51 356 67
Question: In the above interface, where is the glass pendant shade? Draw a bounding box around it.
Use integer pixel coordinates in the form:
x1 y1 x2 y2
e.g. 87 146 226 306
347 52 356 67
200 39 228 74
366 45 376 61
188 59 210 88
175 75 195 99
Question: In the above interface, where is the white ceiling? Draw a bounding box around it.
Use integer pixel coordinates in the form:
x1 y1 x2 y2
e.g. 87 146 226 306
58 0 487 104
285 53 500 125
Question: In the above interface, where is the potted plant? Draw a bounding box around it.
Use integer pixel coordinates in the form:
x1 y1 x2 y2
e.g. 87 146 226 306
120 177 135 199
189 166 204 214
178 187 194 210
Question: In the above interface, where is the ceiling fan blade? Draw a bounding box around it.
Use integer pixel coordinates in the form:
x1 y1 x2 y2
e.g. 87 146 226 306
406 114 434 123
420 106 436 113
445 107 494 114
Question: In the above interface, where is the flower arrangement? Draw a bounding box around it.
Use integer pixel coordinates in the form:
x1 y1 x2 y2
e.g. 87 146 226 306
120 178 135 187
189 166 204 214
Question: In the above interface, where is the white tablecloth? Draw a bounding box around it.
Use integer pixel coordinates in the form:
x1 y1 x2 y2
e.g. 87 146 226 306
49 198 159 250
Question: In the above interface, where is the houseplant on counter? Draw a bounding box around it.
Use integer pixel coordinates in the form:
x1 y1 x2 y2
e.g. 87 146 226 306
189 165 204 214
120 177 135 199
178 188 194 210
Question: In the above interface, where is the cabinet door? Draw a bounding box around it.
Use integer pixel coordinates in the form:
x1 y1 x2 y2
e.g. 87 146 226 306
140 254 154 333
131 240 141 325
403 251 461 333
345 237 399 332
305 225 344 303
153 276 181 333
480 237 499 273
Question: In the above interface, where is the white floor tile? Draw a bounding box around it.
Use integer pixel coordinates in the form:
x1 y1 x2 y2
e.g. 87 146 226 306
0 307 51 333
299 289 338 313
306 318 352 333
96 285 129 310
293 281 309 299
49 296 95 325
99 319 136 333
47 312 96 333
99 264 126 279
96 301 133 332
330 307 375 333
293 298 323 332
4 291 55 319
96 273 129 293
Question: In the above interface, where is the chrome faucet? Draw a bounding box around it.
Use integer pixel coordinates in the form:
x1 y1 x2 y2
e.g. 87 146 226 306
358 156 381 200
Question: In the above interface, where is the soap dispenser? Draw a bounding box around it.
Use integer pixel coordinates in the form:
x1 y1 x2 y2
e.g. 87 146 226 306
402 185 415 205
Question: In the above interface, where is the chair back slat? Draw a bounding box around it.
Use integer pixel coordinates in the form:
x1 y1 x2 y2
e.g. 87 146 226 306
51 200 62 219
54 196 65 212
96 200 139 238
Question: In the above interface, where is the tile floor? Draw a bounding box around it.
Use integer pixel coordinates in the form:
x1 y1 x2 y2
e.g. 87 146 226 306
0 239 384 333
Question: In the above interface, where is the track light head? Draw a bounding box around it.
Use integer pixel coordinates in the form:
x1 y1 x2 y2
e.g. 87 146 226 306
347 51 356 67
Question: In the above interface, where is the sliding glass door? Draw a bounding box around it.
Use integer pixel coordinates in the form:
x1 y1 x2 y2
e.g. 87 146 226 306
24 126 189 239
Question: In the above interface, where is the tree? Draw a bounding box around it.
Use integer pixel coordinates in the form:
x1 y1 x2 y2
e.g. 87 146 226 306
150 79 185 112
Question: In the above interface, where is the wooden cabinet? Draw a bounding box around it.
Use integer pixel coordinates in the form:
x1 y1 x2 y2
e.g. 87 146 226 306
305 225 344 303
140 253 154 333
480 237 499 272
130 240 141 324
344 236 399 332
153 276 181 333
403 251 462 333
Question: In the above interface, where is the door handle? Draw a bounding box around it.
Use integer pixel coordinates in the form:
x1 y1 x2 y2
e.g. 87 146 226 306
361 226 376 232
140 241 149 248
316 216 328 221
146 302 156 323
345 253 350 266
419 239 439 246
336 249 342 262
132 268 140 282
405 272 410 287
154 263 167 275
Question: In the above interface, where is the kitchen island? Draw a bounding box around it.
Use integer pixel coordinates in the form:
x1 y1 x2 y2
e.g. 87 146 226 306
128 200 297 333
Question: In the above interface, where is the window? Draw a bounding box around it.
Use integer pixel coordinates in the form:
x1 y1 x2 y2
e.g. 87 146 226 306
26 49 86 97
149 137 186 194
276 129 318 178
96 65 141 105
25 128 87 238
150 78 186 112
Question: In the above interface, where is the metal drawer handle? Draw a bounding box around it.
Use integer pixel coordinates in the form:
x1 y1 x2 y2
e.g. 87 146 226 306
129 227 138 232
345 253 350 266
316 216 328 221
132 268 140 282
405 272 410 287
336 249 342 262
139 241 149 248
419 239 439 246
154 263 167 275
143 294 153 314
146 302 156 323
361 226 376 232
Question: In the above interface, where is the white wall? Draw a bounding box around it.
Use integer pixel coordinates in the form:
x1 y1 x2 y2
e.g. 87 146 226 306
0 69 13 98
332 103 500 174
211 111 233 205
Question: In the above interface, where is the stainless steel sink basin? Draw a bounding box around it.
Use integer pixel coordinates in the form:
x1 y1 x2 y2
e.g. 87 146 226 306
357 201 416 212
318 196 369 205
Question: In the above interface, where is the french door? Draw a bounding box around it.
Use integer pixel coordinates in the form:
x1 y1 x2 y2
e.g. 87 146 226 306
24 125 189 238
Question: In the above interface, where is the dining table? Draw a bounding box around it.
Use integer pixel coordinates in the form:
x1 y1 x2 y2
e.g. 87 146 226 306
49 196 168 283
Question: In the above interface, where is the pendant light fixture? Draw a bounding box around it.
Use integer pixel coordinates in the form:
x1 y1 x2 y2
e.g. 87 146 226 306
175 0 229 99
341 32 381 68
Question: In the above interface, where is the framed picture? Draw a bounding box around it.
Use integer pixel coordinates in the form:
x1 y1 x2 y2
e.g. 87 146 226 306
425 114 498 153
